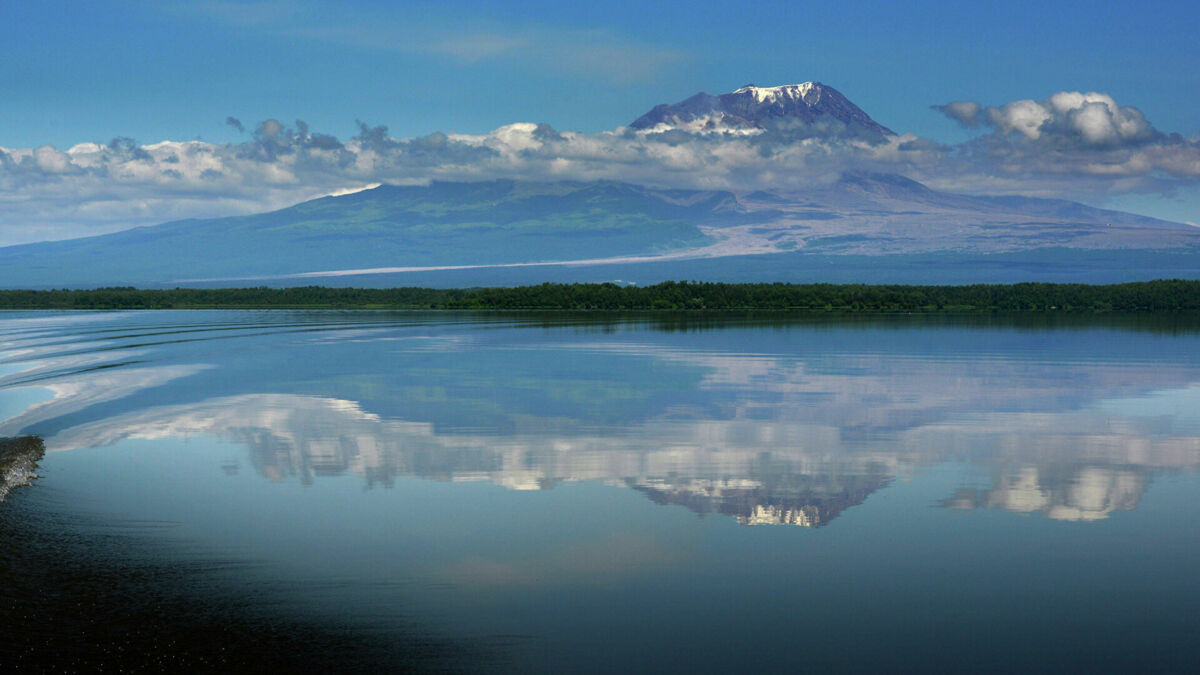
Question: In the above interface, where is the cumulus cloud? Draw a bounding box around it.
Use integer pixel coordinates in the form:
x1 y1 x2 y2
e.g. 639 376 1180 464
937 92 1162 147
2 89 1199 246
974 92 1156 148
926 90 1200 197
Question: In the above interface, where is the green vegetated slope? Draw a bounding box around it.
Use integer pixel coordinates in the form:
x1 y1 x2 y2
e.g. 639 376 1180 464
0 181 726 286
3 280 1199 312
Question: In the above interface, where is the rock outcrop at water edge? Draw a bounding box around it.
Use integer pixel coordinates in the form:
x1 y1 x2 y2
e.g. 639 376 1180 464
0 436 46 501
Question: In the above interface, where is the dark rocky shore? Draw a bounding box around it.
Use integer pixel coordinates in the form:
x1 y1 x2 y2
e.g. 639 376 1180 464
0 436 44 502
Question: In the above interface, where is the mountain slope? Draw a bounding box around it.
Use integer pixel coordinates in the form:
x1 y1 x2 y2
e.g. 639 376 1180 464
1 174 1197 288
722 171 1200 257
0 180 734 286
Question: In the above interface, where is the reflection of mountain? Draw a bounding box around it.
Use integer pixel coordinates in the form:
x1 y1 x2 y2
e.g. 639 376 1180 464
0 365 210 438
43 385 1200 526
634 474 890 527
46 394 904 526
11 311 1200 527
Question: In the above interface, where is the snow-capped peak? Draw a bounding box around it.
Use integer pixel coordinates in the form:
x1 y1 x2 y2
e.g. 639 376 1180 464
629 81 894 136
732 82 820 104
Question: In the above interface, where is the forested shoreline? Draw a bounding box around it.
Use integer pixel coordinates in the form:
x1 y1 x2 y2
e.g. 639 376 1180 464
1 280 1198 311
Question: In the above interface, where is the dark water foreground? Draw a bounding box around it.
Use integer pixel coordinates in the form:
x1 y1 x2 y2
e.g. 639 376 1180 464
2 310 1200 672
1 439 490 671
0 497 491 671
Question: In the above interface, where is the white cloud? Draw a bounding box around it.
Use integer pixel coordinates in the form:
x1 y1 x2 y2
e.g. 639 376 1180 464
926 90 1200 201
0 121 927 244
938 90 1171 152
987 99 1055 139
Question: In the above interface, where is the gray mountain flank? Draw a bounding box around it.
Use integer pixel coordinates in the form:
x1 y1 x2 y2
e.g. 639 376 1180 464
0 172 1197 288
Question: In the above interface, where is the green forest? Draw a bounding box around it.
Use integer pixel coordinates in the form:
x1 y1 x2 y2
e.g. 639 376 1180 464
2 280 1199 311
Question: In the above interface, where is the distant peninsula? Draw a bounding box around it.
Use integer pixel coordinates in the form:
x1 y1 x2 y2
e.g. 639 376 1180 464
2 280 1199 312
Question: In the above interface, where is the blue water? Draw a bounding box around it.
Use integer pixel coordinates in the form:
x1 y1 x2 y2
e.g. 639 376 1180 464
2 310 1199 671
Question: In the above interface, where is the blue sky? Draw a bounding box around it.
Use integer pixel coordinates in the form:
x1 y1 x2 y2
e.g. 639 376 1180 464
4 0 1197 147
2 0 1199 243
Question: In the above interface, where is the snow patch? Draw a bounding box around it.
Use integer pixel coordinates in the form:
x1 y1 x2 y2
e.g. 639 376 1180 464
321 183 382 198
733 82 818 105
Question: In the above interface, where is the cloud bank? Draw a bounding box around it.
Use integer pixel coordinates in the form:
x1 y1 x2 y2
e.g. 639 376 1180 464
931 91 1200 194
1 90 1199 245
935 92 1156 147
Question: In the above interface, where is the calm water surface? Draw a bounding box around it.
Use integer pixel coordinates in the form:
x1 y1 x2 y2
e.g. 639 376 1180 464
2 310 1199 672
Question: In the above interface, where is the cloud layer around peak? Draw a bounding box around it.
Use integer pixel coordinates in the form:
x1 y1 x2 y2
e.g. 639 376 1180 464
0 117 937 245
1 89 1199 246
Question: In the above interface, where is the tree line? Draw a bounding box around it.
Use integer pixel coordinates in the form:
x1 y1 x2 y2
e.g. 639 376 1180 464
1 280 1199 311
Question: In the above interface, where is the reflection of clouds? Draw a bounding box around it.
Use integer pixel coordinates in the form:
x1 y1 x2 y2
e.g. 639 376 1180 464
43 393 907 526
555 341 1200 433
41 382 1200 526
898 412 1200 468
46 393 888 482
943 467 1146 522
10 312 1200 526
0 365 211 437
912 411 1200 521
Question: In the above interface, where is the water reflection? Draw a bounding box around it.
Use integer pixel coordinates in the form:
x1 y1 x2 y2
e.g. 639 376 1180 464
4 310 1200 527
942 466 1145 521
38 382 1200 526
6 310 1200 672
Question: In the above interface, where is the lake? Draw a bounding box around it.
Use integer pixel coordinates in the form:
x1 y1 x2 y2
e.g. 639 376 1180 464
2 310 1199 672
